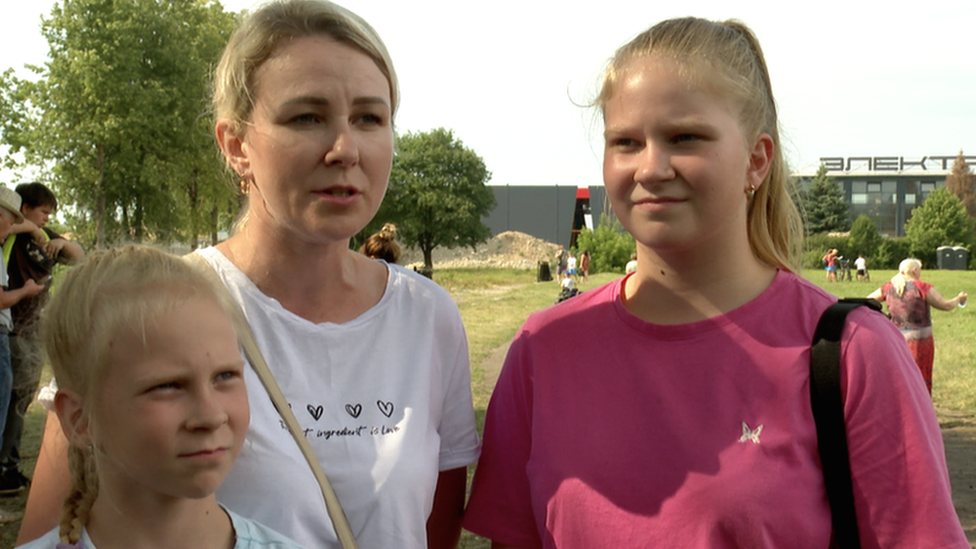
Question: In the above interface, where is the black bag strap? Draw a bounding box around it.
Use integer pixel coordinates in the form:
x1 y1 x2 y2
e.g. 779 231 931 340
810 298 881 549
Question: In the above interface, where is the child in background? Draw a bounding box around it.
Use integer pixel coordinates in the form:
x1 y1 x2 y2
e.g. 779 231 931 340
464 17 966 548
17 246 305 549
560 271 575 293
855 253 868 281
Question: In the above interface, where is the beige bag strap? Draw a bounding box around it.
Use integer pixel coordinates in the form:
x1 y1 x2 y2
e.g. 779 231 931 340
184 252 358 549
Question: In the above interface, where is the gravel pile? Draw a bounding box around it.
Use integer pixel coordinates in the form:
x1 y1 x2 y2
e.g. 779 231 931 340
401 231 560 270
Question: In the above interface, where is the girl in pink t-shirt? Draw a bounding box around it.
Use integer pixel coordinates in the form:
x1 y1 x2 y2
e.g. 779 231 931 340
464 17 968 549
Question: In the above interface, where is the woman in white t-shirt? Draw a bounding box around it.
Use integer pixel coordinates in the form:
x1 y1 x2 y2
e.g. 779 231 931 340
17 2 480 548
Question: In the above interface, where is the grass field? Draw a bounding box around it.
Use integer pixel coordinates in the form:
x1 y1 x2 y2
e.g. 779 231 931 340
1 266 973 548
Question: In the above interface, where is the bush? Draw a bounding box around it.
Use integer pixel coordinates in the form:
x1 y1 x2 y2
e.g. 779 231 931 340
802 233 851 269
875 237 912 269
849 215 883 259
576 216 635 273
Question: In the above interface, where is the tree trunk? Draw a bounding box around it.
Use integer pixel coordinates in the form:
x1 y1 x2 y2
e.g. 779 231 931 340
210 203 218 246
96 145 106 250
134 194 144 241
188 170 199 250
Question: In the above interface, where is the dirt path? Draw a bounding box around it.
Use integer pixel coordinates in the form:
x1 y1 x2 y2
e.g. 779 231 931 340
943 425 976 546
476 342 976 546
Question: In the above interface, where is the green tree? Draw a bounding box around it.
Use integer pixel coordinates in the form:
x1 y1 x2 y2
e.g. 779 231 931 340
904 187 974 267
848 214 883 259
575 215 635 273
803 164 850 234
875 237 912 269
0 0 238 249
944 150 976 221
378 128 495 271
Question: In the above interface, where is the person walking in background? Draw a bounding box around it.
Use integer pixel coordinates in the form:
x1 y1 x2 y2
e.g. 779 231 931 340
854 253 868 281
822 248 838 282
359 222 401 264
464 17 967 548
868 258 967 395
0 182 84 497
554 246 568 281
578 250 591 282
566 251 577 282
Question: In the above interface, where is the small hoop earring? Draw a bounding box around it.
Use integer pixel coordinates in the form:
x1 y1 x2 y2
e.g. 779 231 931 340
745 184 757 200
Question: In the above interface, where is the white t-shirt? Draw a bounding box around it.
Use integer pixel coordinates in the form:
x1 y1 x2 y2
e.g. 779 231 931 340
16 507 306 549
561 276 575 290
198 248 481 549
855 257 867 271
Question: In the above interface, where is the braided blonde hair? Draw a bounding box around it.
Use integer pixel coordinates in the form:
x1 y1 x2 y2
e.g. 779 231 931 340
41 246 240 544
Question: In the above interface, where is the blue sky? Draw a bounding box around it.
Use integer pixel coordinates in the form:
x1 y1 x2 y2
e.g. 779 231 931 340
2 0 974 186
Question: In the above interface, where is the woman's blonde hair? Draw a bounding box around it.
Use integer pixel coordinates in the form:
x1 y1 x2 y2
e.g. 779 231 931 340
41 246 241 544
359 222 401 263
595 17 803 272
213 0 399 137
891 257 922 296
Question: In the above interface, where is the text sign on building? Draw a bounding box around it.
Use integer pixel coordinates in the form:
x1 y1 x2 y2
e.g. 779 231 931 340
819 156 976 172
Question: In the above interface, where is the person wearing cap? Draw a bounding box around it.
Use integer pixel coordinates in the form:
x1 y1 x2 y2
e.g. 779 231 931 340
0 187 45 522
0 182 84 498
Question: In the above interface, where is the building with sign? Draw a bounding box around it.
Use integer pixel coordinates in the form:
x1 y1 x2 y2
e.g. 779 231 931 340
795 155 975 237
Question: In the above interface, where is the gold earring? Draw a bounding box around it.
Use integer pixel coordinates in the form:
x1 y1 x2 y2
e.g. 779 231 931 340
239 179 250 196
745 184 757 200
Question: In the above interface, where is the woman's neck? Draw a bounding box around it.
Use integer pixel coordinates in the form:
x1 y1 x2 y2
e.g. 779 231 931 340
85 494 232 549
217 224 388 324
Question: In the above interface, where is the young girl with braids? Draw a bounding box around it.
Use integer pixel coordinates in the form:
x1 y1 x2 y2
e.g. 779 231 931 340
463 17 967 548
17 246 305 549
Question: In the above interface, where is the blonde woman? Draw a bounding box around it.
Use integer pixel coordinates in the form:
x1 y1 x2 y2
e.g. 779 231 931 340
868 258 967 394
18 2 480 548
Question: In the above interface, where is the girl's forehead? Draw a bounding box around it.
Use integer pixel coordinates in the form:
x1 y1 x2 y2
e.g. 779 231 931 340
617 54 726 96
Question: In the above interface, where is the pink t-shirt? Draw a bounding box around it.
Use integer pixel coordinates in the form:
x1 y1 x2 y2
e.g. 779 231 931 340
464 271 966 549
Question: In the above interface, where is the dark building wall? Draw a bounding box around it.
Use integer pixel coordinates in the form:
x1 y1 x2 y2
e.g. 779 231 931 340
485 186 602 248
